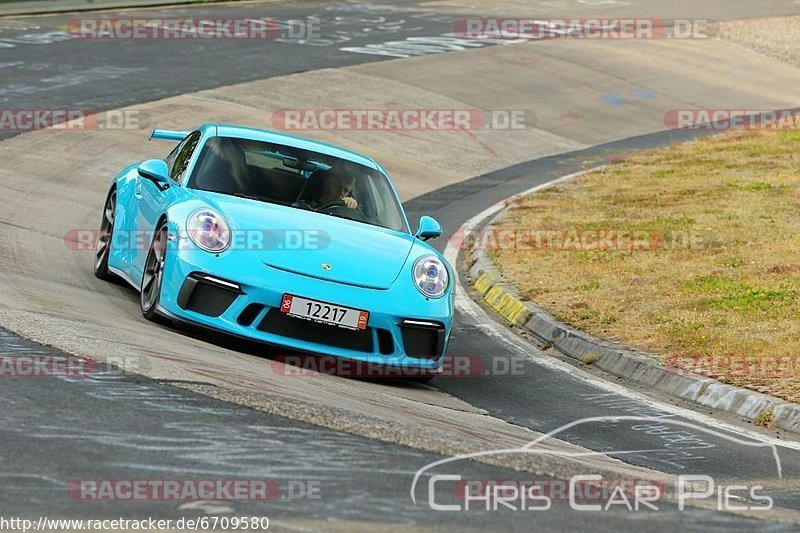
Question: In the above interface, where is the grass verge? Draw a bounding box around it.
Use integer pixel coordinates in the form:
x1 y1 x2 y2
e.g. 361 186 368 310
490 130 800 402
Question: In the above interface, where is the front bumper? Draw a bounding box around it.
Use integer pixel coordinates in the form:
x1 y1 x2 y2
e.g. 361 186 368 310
157 240 454 371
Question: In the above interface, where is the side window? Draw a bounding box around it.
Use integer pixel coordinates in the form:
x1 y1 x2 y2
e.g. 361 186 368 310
166 131 201 183
164 135 188 176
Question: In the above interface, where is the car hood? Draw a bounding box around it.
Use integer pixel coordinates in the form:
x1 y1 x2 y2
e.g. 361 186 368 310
191 190 414 289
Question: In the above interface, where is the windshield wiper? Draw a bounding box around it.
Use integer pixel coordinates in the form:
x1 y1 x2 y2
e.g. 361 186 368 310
320 211 383 229
234 193 266 202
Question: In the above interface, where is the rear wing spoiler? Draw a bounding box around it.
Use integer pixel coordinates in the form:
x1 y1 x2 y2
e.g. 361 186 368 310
148 129 190 142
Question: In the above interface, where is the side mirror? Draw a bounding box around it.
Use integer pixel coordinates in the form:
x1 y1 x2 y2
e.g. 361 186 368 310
415 215 442 241
138 159 170 189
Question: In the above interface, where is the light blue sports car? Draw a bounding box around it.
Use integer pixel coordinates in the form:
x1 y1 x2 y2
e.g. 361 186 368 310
94 124 453 376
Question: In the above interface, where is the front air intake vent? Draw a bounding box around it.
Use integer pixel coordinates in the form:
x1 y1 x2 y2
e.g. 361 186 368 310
177 273 242 317
399 320 445 360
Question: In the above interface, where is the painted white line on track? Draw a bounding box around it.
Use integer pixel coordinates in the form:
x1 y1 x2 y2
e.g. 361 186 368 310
444 169 800 451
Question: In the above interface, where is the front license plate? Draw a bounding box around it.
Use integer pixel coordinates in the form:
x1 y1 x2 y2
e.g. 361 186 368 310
280 294 369 330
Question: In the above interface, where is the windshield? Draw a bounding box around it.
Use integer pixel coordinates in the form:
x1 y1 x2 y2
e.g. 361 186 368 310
187 136 408 233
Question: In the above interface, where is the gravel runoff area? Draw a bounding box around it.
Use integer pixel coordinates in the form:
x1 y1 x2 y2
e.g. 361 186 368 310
711 16 800 69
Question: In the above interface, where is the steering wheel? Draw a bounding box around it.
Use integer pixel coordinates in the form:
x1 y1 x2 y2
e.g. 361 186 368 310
318 200 366 222
317 200 347 212
292 200 308 209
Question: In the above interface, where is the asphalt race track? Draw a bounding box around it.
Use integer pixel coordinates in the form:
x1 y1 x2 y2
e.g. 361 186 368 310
2 0 800 530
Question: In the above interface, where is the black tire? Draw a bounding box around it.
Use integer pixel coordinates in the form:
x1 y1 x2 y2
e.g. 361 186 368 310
140 220 168 321
407 374 436 384
94 189 118 281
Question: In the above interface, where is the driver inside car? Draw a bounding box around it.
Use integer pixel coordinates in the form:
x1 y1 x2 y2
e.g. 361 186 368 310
304 168 359 211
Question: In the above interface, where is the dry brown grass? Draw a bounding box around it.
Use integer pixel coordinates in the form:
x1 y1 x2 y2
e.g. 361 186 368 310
490 130 800 402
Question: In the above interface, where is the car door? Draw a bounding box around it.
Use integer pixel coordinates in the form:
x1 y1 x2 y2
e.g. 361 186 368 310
132 131 201 279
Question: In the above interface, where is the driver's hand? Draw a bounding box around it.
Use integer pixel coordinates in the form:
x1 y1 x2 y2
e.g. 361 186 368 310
343 196 358 209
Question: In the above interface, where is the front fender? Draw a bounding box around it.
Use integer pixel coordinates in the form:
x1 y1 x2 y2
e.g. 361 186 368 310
106 164 140 274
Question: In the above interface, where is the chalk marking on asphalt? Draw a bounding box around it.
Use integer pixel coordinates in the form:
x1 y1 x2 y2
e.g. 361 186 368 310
444 170 800 451
176 500 234 515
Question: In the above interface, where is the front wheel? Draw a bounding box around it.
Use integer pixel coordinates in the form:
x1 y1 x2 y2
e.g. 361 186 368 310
94 189 118 281
140 220 168 321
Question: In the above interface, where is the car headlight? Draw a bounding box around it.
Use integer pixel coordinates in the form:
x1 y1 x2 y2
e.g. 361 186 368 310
187 209 231 253
413 256 449 298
